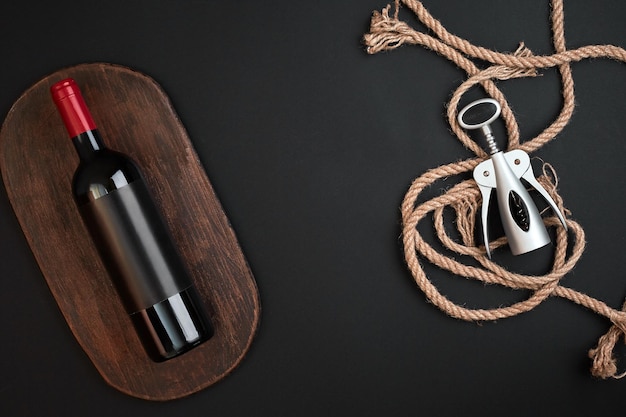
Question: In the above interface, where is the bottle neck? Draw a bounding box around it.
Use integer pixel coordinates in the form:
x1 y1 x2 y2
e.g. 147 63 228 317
72 129 106 161
51 78 103 159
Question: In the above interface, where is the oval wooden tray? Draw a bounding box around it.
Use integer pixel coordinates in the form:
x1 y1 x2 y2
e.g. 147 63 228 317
0 63 261 401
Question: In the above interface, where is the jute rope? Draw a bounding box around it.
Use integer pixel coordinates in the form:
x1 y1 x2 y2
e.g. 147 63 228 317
364 0 626 379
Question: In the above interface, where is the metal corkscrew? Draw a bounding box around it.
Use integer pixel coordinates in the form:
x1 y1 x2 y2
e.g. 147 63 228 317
457 98 567 258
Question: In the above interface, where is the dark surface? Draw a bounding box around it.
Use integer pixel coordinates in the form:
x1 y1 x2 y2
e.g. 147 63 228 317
1 0 625 416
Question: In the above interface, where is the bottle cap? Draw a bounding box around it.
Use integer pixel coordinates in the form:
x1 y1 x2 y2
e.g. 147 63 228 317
51 78 97 137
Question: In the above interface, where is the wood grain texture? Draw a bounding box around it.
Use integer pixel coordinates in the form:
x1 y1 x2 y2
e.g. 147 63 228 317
0 63 261 401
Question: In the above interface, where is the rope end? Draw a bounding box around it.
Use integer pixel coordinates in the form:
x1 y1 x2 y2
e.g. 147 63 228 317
363 3 411 54
588 311 626 379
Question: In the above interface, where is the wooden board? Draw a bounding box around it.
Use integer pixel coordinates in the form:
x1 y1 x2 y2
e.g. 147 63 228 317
0 63 261 401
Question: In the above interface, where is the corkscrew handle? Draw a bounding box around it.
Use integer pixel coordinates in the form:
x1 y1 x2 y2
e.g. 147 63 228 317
457 98 502 154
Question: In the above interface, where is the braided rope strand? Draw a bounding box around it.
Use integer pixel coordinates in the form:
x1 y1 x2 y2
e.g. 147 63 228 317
365 0 626 378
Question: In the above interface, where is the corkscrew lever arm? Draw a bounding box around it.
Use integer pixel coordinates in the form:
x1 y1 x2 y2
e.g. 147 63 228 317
518 164 567 230
458 99 567 258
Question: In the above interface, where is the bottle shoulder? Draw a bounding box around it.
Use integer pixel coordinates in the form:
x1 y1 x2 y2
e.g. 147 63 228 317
72 149 143 203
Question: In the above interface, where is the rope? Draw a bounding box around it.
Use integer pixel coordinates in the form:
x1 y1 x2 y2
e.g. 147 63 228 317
364 0 626 379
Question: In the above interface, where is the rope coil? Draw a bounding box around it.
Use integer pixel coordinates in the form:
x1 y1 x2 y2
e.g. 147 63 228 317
364 0 626 378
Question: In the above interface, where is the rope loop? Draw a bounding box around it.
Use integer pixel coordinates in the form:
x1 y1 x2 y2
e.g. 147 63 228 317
365 0 626 378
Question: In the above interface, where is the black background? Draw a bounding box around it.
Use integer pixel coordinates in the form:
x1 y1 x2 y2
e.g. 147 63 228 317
2 1 626 416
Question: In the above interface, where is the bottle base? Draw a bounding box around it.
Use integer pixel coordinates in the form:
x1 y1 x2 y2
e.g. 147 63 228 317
130 286 214 362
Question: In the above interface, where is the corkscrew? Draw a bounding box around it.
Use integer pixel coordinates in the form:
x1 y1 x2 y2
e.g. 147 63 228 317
457 98 567 258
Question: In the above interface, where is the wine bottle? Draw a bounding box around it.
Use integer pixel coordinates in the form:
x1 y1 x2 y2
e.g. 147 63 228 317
51 78 213 361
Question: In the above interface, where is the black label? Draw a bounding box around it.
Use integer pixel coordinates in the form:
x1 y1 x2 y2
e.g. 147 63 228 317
80 181 192 313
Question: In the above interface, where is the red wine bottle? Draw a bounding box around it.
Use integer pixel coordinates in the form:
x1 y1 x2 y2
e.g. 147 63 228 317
51 78 213 361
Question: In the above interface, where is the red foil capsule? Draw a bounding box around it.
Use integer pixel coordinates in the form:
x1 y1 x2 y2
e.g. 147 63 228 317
51 78 96 137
